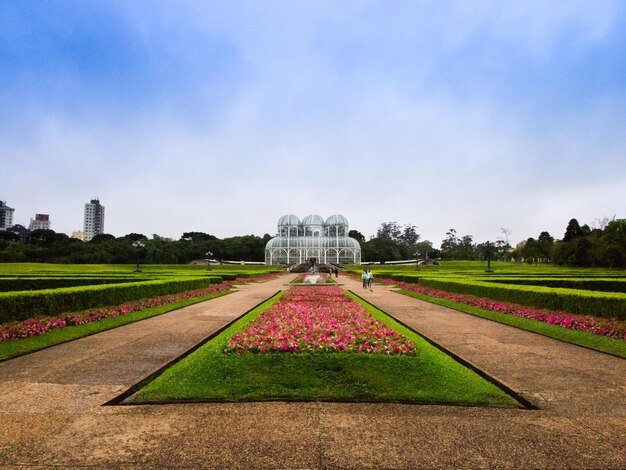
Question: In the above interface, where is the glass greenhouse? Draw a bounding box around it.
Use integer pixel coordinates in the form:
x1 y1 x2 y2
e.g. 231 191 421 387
265 214 362 265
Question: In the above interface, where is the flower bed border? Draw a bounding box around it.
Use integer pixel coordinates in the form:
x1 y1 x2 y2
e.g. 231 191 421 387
0 281 235 342
392 286 626 359
0 274 278 362
0 289 235 363
389 281 625 340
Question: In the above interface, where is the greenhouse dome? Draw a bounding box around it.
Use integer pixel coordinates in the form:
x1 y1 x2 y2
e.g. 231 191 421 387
301 214 324 237
325 214 349 227
265 214 361 265
302 214 325 226
277 214 301 227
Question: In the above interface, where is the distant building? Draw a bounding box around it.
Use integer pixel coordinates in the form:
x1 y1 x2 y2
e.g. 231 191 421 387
84 198 105 242
9 224 29 240
71 230 84 241
0 201 15 231
29 214 51 231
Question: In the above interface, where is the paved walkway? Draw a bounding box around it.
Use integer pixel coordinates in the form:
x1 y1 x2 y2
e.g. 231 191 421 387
0 274 624 468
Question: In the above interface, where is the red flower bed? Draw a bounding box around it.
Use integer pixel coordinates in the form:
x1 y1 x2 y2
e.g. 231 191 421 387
383 279 626 340
225 286 416 354
0 279 245 341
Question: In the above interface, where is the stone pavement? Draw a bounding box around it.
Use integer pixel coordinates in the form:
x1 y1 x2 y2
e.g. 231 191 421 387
0 273 624 468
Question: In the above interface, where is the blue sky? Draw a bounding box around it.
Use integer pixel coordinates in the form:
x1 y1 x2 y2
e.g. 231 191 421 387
2 1 625 246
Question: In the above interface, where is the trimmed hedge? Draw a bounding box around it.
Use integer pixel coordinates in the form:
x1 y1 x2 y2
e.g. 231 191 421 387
479 278 626 293
389 274 420 283
415 278 626 320
0 277 142 292
0 276 224 323
207 271 277 280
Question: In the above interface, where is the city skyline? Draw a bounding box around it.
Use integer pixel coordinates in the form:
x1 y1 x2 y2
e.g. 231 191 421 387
2 2 625 245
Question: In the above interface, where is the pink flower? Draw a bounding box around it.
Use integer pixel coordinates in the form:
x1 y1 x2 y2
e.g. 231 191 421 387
225 286 416 355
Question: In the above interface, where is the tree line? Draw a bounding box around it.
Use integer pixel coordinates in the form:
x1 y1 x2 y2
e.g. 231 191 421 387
0 230 272 264
513 218 626 268
0 218 624 267
356 218 625 268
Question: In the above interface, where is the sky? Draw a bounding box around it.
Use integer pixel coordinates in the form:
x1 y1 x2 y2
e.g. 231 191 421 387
2 1 625 246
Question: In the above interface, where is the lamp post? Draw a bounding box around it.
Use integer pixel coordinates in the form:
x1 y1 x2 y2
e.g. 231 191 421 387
485 241 493 273
132 240 145 273
206 251 213 271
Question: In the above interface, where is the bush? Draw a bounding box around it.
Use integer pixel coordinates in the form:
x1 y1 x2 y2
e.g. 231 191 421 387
0 276 224 323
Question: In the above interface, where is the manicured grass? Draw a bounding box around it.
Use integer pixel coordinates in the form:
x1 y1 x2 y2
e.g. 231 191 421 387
396 289 626 359
130 291 518 406
0 262 274 276
0 289 233 362
346 261 626 277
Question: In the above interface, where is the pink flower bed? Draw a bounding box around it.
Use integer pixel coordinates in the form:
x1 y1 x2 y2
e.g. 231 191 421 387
225 286 416 354
0 279 247 341
383 279 626 341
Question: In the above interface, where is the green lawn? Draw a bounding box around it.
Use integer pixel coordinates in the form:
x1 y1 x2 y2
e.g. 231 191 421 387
346 261 626 277
130 292 519 406
0 289 233 362
396 289 626 358
0 262 277 277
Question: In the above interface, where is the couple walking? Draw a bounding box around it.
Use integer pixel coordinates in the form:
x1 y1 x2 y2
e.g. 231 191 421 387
361 269 373 290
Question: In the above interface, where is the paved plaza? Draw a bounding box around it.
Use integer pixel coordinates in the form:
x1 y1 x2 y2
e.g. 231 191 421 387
0 274 624 468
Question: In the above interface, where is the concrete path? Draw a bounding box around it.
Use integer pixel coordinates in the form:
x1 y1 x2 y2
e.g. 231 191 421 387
0 273 624 468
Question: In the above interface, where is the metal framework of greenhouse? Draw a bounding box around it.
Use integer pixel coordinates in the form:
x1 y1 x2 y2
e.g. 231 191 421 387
265 214 362 266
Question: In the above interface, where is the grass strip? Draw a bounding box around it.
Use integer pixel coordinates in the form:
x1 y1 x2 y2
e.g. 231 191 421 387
130 290 517 406
0 289 233 362
396 289 626 359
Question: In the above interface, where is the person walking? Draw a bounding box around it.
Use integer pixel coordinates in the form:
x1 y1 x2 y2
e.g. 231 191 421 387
367 270 373 291
361 269 368 289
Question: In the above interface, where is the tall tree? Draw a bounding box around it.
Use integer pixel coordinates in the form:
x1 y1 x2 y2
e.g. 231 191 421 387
376 222 402 242
400 224 420 249
348 230 365 243
537 231 554 261
563 218 582 242
440 229 459 260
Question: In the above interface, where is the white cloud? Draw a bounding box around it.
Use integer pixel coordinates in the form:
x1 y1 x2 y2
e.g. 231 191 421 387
3 1 625 246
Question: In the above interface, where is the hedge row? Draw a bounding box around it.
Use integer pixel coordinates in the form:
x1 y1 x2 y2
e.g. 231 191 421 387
479 278 626 293
0 276 224 323
0 277 143 292
382 273 626 294
388 274 420 283
411 277 626 320
217 270 280 279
